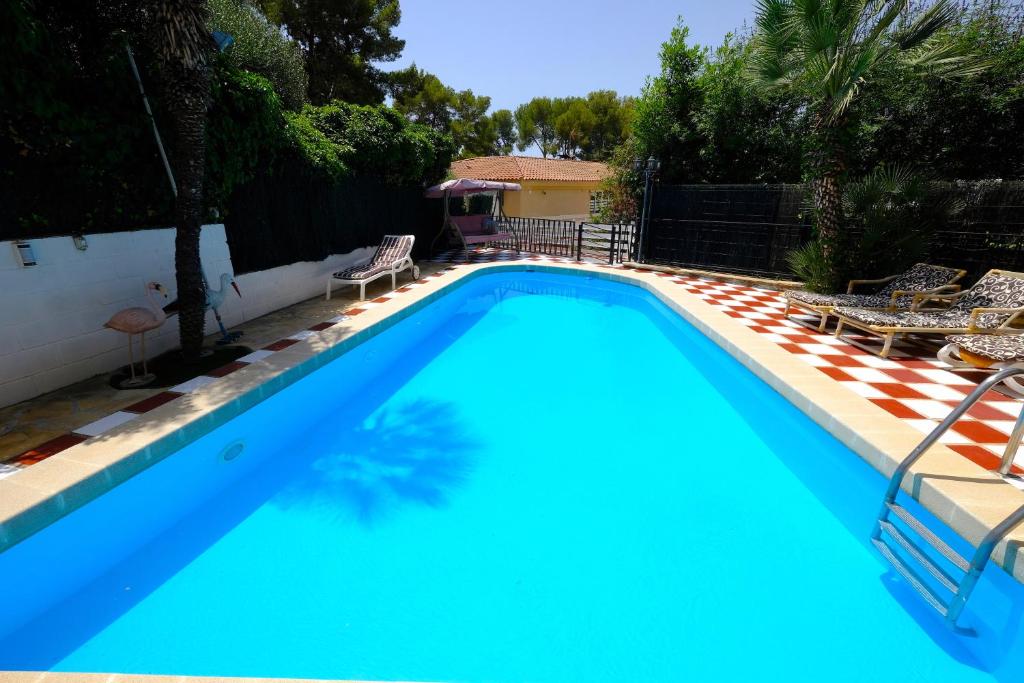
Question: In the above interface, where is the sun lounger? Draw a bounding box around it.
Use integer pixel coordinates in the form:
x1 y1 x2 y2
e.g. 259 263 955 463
326 234 418 301
784 263 965 331
833 269 1024 357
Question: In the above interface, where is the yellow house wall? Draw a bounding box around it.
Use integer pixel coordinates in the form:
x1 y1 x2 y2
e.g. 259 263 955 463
503 180 598 218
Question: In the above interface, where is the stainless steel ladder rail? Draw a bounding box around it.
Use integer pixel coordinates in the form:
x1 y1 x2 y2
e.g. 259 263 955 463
871 366 1024 629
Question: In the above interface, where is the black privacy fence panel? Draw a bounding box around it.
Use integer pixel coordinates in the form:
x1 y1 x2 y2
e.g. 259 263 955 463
645 184 811 277
225 170 432 274
927 183 1024 284
644 182 1024 282
578 223 635 264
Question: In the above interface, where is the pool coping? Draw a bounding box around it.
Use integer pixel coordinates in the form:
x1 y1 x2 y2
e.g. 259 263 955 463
1 261 1023 587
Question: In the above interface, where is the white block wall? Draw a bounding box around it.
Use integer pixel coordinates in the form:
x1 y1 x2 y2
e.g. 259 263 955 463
0 225 370 409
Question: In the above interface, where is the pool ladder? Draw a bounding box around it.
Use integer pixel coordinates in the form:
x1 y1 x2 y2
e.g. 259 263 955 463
871 367 1024 630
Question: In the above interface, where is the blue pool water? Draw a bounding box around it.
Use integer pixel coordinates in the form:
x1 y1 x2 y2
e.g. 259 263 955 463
1 270 1022 681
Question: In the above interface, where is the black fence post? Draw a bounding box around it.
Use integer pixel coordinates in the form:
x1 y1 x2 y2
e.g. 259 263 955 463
575 222 583 261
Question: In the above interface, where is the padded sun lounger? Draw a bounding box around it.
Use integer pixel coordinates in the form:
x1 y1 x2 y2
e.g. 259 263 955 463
833 269 1024 357
784 263 965 331
326 234 417 301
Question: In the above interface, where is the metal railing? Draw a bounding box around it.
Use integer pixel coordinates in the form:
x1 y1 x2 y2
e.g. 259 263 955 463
576 222 635 264
492 217 577 258
871 367 1024 629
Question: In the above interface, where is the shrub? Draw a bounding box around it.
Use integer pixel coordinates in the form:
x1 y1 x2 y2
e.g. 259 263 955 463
207 0 307 110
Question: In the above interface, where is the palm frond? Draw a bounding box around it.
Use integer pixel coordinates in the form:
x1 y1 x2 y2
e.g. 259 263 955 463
891 0 959 50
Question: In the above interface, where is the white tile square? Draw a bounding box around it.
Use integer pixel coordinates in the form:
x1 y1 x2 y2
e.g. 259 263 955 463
856 354 902 368
171 375 219 393
983 420 1022 436
986 401 1024 419
900 399 956 419
327 314 351 323
237 349 275 363
843 367 896 383
905 419 969 443
913 368 971 385
75 410 138 437
844 382 888 399
287 330 316 341
798 354 833 368
798 343 845 356
907 383 970 401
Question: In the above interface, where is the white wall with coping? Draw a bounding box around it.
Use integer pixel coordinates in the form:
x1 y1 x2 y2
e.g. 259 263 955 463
0 225 370 409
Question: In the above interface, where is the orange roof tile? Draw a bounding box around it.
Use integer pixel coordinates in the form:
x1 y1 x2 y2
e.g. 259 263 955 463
450 156 611 183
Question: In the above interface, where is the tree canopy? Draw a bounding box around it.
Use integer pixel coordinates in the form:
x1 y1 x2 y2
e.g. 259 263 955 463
257 0 404 105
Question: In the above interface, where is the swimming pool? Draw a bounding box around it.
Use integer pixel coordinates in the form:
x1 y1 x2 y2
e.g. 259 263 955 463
0 269 1022 681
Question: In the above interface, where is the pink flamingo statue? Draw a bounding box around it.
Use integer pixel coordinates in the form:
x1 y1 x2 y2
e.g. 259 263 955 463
105 282 168 387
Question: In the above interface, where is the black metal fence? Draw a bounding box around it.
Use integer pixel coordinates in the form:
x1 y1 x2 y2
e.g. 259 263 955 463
642 182 1024 282
644 184 812 277
491 217 577 258
577 223 635 264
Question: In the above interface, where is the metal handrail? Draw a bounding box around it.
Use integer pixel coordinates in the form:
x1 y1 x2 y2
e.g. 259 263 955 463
872 366 1024 627
875 366 1024 512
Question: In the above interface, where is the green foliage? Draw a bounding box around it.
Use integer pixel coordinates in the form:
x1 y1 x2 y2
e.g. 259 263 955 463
790 165 961 291
516 93 632 160
300 101 454 185
515 98 559 157
491 109 516 155
258 0 404 105
206 63 293 205
632 22 709 181
451 89 496 158
208 0 307 110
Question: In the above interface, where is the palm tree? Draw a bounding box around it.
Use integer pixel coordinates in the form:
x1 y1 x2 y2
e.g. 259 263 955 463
747 0 984 288
150 0 211 358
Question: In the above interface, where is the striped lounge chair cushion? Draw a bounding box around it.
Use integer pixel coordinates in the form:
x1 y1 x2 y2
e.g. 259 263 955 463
332 235 413 281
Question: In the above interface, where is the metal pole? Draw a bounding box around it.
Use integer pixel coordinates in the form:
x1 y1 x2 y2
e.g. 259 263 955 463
999 405 1024 475
125 43 176 197
575 222 583 261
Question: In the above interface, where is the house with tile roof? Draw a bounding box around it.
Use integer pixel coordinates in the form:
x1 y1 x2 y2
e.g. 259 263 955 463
450 156 611 220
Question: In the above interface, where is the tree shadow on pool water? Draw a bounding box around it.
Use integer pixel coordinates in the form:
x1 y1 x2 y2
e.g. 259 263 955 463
272 397 483 525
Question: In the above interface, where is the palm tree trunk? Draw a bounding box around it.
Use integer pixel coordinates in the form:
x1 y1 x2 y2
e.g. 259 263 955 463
809 115 847 290
151 0 212 360
170 74 209 359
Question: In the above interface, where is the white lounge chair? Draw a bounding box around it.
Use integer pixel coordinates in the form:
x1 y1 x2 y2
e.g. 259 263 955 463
325 235 419 301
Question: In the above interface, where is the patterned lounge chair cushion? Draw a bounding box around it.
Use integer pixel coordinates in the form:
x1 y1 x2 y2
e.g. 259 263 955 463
332 235 413 280
833 308 1012 330
946 334 1024 363
875 263 962 297
786 263 960 310
950 272 1024 311
786 291 909 309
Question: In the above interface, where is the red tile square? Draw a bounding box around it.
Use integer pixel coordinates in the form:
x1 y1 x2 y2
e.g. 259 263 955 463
870 398 926 420
13 433 88 466
820 354 866 368
207 361 248 378
308 322 335 331
263 339 299 351
947 444 1018 472
959 401 1020 420
818 366 857 382
874 382 929 399
346 308 367 316
371 296 391 303
880 368 930 384
951 420 1011 444
123 391 184 413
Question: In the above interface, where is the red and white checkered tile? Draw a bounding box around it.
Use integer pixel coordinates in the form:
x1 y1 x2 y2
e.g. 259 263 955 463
664 273 1024 476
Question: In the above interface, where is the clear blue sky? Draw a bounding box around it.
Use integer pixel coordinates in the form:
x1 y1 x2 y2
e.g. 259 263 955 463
388 0 759 115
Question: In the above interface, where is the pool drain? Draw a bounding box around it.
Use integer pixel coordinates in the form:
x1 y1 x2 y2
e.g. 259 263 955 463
219 440 245 462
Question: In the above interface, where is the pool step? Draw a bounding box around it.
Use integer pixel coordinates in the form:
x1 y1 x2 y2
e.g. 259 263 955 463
877 518 961 593
871 537 949 617
884 503 970 572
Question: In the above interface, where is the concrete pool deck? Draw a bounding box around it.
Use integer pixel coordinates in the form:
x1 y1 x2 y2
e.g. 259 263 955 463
0 256 1023 591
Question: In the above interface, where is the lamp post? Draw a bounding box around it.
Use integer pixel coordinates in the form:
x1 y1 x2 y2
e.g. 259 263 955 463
633 156 660 263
